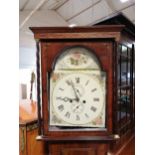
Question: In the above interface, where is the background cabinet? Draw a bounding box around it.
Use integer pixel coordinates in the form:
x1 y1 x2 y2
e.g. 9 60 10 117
19 120 45 155
95 13 135 151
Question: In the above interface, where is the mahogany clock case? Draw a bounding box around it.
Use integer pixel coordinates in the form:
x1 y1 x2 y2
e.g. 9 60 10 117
30 25 135 155
39 38 114 139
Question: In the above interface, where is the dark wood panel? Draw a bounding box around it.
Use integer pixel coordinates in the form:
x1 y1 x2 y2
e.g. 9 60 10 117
19 120 45 155
118 136 135 155
62 148 95 155
30 26 124 41
30 25 124 34
48 143 108 155
109 134 134 155
27 128 45 155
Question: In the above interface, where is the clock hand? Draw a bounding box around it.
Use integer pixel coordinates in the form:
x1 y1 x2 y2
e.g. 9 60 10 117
72 100 86 112
56 97 68 102
56 97 76 102
70 80 79 102
76 89 82 97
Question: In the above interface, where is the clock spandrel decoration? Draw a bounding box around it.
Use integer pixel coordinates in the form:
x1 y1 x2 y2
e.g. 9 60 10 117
49 46 106 128
30 26 134 155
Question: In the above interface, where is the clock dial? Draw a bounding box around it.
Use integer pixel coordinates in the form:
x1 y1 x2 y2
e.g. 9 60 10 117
50 73 106 127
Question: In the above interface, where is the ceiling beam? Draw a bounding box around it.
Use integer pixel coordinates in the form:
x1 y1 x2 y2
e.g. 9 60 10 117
20 0 48 30
54 0 69 10
37 0 69 11
20 0 30 11
88 3 135 25
37 0 49 10
66 0 102 21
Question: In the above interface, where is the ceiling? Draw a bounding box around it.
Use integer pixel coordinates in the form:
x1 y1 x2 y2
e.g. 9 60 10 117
19 0 135 69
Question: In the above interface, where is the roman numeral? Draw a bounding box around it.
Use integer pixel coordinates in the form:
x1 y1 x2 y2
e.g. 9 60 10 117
58 105 64 111
59 88 64 91
85 113 89 118
66 80 71 85
65 112 70 118
90 106 97 112
94 98 100 102
91 88 97 92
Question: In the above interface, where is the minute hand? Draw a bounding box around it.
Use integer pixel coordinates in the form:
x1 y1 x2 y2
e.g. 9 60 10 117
70 80 79 101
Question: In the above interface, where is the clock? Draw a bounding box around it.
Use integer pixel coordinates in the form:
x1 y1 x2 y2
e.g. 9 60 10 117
30 26 125 155
49 46 106 128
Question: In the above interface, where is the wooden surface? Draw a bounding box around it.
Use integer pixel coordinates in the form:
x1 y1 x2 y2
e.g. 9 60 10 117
19 100 45 155
30 26 123 155
113 135 135 155
30 26 134 155
19 120 45 155
30 25 124 34
118 137 135 155
19 100 37 122
48 143 108 155
26 128 45 155
19 125 134 155
40 40 114 139
30 25 124 41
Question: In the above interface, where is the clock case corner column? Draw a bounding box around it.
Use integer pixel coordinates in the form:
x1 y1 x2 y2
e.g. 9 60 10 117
35 38 42 136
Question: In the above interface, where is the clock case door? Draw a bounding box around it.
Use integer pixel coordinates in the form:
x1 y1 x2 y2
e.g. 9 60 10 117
40 39 115 140
30 26 124 142
48 45 106 128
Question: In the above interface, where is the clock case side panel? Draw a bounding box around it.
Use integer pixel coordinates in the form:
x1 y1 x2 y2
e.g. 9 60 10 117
38 39 116 141
112 41 119 135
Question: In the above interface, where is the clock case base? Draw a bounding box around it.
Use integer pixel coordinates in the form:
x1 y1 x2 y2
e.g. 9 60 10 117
36 135 119 155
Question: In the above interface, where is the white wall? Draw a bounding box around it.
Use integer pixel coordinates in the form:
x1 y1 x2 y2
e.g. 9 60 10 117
19 10 68 69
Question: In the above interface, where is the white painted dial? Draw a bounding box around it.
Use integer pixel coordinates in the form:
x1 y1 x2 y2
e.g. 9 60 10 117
51 73 105 126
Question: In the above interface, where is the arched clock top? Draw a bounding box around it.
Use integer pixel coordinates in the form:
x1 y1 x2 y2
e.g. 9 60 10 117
51 45 104 72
